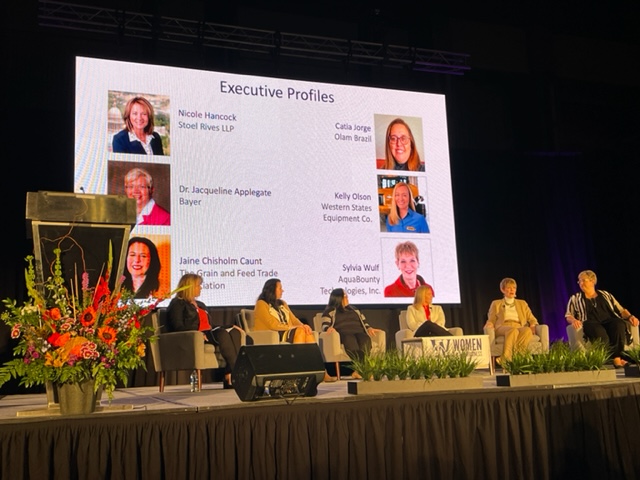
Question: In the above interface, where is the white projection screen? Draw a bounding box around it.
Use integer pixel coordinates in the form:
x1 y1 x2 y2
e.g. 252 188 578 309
74 56 460 306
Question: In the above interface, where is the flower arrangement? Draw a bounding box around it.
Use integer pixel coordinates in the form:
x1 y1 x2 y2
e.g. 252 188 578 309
0 247 160 399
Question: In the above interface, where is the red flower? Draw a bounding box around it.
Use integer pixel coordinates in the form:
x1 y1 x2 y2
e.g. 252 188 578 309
43 308 62 321
93 276 110 309
98 326 118 345
79 306 97 327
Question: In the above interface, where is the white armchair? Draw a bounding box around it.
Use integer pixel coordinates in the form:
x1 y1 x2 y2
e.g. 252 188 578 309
238 308 320 345
313 313 386 380
483 323 549 369
566 322 640 351
395 309 463 351
238 308 281 345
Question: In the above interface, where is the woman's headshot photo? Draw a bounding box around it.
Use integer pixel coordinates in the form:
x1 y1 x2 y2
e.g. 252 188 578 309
382 239 434 298
108 92 170 156
374 115 425 172
121 235 170 299
108 161 171 227
378 175 429 233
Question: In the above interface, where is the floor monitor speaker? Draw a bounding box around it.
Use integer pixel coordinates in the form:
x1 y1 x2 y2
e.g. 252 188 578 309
232 344 325 401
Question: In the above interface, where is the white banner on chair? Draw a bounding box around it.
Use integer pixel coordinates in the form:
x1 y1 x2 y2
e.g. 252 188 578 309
402 335 491 370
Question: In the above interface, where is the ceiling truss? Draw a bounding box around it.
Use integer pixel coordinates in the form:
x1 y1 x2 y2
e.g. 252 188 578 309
38 1 470 75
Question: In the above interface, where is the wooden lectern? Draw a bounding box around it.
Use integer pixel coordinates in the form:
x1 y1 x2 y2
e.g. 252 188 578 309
25 191 136 293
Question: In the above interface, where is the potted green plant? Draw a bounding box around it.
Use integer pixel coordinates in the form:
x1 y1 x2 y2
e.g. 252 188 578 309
0 248 161 414
623 345 640 377
347 348 482 394
497 340 616 386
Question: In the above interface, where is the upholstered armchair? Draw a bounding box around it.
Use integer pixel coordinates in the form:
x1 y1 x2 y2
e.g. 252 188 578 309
483 323 549 369
313 313 386 380
395 309 463 351
566 322 640 351
149 308 245 392
238 308 281 345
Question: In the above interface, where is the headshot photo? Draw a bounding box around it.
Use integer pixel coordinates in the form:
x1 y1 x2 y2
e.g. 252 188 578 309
108 160 171 226
374 114 425 172
108 91 170 156
122 234 171 299
382 239 434 298
378 175 429 233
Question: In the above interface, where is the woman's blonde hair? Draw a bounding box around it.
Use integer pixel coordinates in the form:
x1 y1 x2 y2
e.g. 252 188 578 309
123 96 156 134
387 182 417 226
124 167 154 188
499 277 517 291
412 284 433 308
394 240 420 262
175 273 202 302
578 270 597 284
384 118 421 171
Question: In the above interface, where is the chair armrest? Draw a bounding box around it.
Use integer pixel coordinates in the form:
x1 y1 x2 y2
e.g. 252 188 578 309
535 324 549 352
249 330 281 345
156 331 208 370
483 326 496 344
447 327 463 336
631 324 640 346
566 324 586 351
370 330 386 354
319 330 343 357
395 329 414 351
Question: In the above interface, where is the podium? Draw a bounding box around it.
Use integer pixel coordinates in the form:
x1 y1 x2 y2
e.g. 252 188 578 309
25 191 136 293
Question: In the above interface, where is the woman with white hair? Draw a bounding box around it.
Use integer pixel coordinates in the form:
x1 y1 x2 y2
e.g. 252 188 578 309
566 270 639 368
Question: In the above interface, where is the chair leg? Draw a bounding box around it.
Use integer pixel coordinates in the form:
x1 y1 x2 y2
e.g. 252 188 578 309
489 358 495 376
196 369 202 392
158 372 165 392
335 362 341 381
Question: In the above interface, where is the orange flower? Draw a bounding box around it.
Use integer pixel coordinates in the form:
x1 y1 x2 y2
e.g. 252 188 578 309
50 336 88 364
79 306 96 327
98 326 118 345
44 352 66 368
43 308 62 321
48 332 71 347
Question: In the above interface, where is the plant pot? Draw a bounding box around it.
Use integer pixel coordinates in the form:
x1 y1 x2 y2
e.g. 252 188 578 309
347 376 485 395
624 363 640 377
496 369 617 387
45 381 60 408
57 379 99 415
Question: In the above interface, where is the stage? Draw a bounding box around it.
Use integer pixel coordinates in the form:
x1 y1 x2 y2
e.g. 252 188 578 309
1 371 640 479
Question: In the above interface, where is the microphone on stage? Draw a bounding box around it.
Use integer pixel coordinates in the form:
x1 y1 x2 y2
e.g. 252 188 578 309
79 186 85 194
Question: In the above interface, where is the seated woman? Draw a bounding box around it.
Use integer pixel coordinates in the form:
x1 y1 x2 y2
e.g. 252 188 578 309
484 277 538 364
254 278 336 382
407 285 452 337
566 269 639 368
321 288 381 378
253 278 316 343
166 273 243 388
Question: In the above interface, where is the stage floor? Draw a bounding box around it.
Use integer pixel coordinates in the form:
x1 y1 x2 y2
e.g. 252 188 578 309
2 368 638 423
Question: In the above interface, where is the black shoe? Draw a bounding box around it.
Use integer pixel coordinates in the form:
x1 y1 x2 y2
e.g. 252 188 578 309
223 380 234 389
